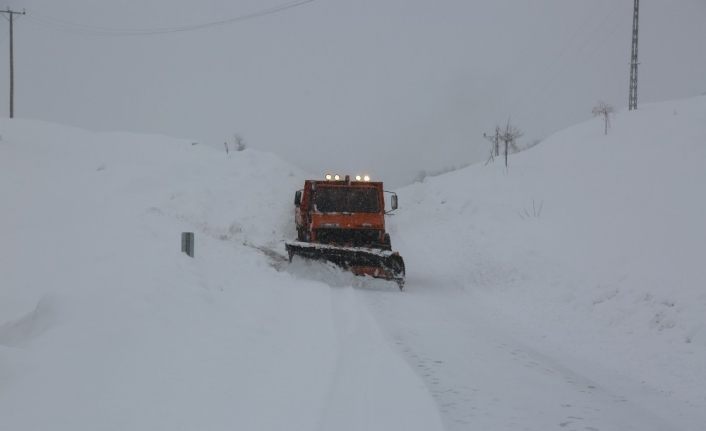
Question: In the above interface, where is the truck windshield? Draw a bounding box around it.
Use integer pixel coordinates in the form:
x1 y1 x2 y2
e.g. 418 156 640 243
314 187 379 213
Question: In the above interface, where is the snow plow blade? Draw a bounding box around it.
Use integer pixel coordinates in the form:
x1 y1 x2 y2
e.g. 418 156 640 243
285 240 405 288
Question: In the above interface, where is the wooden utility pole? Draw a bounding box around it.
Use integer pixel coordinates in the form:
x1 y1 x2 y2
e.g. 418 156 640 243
2 8 25 118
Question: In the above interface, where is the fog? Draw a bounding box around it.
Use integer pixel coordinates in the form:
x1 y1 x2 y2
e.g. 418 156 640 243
2 0 705 186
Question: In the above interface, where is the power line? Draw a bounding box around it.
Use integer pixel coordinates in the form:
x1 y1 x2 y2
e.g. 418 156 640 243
505 2 624 116
25 0 315 38
526 11 627 115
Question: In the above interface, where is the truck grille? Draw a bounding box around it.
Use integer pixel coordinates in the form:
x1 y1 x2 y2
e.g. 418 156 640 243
315 228 381 247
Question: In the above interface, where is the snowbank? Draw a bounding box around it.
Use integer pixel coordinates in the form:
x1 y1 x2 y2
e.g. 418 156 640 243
392 95 706 427
0 120 443 430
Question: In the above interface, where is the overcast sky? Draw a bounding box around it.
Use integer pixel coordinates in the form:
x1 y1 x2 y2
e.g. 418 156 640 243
2 0 705 186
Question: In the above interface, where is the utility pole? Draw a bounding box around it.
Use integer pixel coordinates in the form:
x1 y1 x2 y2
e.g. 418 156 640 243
1 8 25 118
483 126 501 157
628 0 639 111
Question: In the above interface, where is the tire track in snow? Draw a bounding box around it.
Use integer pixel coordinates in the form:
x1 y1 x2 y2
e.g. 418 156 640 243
317 285 444 431
362 286 679 431
0 297 58 348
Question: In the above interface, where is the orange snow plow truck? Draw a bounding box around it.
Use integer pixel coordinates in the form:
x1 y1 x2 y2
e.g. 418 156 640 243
285 174 406 289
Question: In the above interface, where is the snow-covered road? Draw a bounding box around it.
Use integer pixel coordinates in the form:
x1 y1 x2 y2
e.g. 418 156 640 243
315 284 443 430
360 282 679 431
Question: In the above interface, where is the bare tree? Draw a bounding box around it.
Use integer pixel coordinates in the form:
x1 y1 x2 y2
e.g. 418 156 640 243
234 134 246 151
592 101 614 135
498 119 523 168
414 170 427 183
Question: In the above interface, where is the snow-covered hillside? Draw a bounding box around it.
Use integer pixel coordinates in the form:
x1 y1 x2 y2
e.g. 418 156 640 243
390 96 706 429
1 96 705 430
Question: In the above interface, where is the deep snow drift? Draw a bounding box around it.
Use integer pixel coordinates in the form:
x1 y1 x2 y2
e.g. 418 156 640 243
1 95 705 430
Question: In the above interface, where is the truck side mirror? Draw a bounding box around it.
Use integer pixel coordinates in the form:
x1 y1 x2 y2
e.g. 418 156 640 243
294 190 302 206
391 194 398 210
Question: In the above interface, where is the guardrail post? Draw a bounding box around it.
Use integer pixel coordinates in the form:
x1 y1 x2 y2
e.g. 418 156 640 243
181 232 194 257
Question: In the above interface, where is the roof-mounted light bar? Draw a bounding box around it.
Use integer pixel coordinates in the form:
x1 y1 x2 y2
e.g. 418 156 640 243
324 173 371 181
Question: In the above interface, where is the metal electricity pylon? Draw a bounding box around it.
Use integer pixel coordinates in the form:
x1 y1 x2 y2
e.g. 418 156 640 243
628 0 639 111
1 8 26 118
